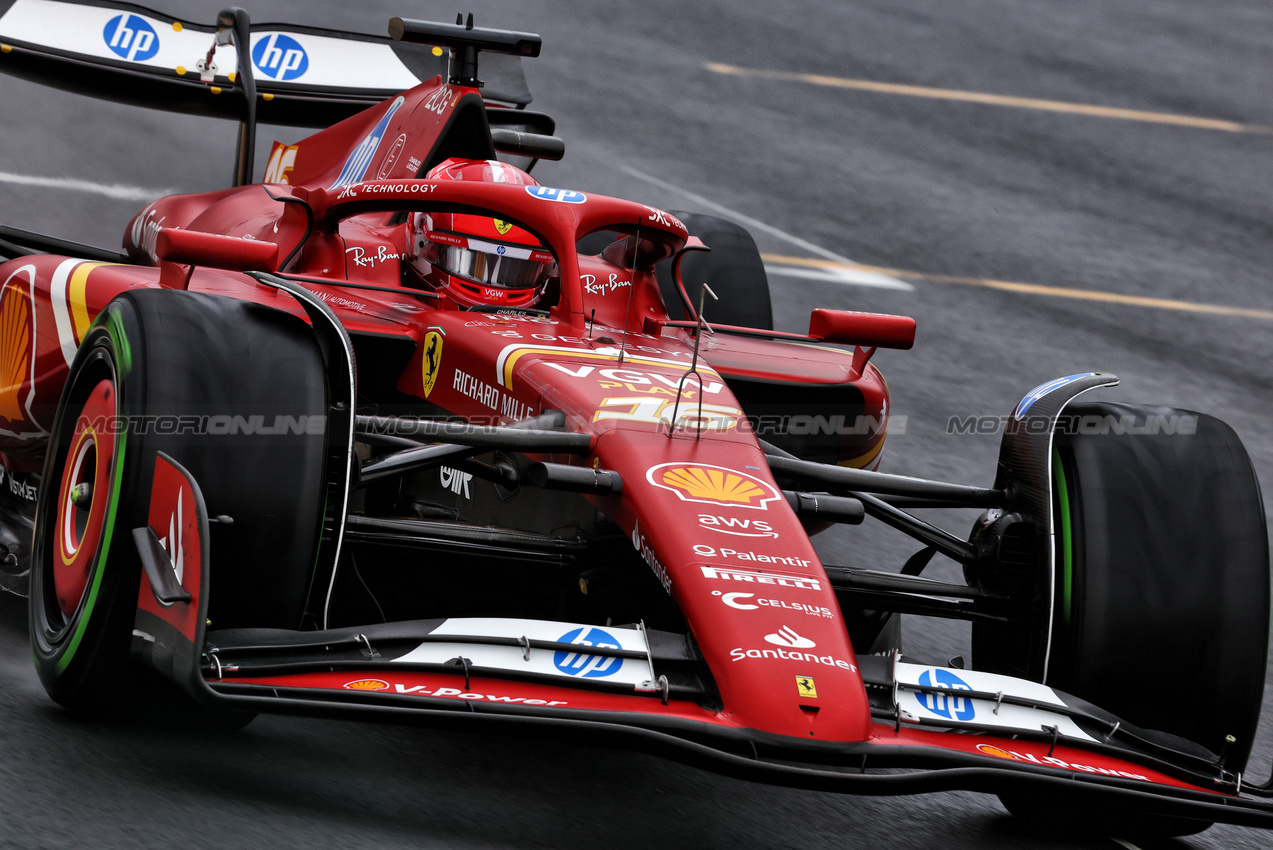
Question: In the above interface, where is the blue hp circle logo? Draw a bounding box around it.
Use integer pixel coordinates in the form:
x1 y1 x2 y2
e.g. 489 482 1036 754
252 33 309 80
553 627 624 678
525 186 587 204
103 14 159 62
916 668 975 721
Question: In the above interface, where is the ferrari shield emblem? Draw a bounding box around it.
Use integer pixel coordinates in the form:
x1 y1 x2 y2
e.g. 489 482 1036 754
422 329 444 398
493 218 513 235
796 676 818 698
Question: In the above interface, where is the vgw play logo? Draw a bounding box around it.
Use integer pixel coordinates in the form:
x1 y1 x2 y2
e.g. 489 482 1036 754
252 33 309 81
103 14 159 62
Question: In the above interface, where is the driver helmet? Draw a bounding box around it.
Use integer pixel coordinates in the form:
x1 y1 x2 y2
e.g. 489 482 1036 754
407 158 556 309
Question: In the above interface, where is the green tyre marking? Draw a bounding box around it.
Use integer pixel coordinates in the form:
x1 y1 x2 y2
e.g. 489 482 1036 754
56 318 131 675
55 425 127 674
101 305 132 375
1053 450 1073 626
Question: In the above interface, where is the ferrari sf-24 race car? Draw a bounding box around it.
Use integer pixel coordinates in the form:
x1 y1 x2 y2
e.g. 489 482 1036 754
0 3 1269 838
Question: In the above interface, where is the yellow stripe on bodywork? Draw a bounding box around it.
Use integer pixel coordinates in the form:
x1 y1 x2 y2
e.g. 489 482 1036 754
68 262 108 344
498 345 719 391
839 434 886 470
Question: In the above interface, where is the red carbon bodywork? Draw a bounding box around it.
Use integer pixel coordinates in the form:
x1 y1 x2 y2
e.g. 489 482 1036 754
0 72 1227 802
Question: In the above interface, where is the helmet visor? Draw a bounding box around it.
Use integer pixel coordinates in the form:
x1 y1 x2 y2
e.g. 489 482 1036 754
437 244 550 289
425 230 554 290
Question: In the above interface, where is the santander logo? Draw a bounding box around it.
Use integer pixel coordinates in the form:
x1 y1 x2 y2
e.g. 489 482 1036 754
764 626 816 649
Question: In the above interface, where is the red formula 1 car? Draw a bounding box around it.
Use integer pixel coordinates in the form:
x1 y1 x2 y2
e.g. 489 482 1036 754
0 3 1269 839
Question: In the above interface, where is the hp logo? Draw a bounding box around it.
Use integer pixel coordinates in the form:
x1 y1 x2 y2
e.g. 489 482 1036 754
553 627 624 678
103 14 159 62
916 668 975 721
252 33 309 81
525 186 587 204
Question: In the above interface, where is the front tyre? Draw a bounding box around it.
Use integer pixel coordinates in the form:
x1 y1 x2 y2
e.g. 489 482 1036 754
1047 402 1269 768
30 322 134 711
993 401 1270 839
30 290 330 716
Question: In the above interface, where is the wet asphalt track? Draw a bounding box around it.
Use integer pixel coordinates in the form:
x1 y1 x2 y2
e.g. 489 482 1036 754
1 1 1271 847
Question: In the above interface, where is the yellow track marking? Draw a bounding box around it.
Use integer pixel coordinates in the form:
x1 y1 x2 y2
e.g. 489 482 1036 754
706 63 1267 133
762 254 1273 321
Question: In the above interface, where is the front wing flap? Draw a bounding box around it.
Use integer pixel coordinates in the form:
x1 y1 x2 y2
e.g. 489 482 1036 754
178 616 1273 830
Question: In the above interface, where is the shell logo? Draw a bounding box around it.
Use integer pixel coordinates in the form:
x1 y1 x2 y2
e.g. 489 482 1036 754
647 463 781 510
976 744 1016 760
343 679 390 691
0 283 31 422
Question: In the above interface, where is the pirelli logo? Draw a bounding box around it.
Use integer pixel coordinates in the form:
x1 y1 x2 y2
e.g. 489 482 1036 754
699 565 822 592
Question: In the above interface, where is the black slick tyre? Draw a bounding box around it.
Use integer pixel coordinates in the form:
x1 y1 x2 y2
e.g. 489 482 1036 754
996 401 1270 838
30 290 329 714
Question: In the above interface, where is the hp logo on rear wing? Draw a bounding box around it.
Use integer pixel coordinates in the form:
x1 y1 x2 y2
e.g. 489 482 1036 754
252 33 309 81
103 14 159 63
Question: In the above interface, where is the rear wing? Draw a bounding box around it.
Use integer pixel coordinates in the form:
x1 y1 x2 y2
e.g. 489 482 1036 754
0 0 534 122
0 2 548 184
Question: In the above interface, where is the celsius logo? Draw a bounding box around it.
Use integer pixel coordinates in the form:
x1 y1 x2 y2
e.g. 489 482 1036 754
252 33 309 80
916 668 975 721
553 627 624 678
764 626 816 649
103 14 159 62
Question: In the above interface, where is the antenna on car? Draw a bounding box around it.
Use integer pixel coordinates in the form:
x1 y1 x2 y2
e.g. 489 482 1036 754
203 8 257 187
389 15 542 89
667 283 717 439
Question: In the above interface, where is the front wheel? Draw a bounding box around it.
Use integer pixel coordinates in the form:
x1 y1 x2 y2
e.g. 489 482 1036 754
29 330 133 711
31 290 330 715
990 401 1270 838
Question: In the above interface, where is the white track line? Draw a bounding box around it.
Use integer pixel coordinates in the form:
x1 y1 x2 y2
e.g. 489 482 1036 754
763 263 913 290
1111 839 1141 850
0 170 174 202
618 164 912 290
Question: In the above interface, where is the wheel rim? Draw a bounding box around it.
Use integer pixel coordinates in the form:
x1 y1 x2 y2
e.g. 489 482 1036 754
52 377 116 619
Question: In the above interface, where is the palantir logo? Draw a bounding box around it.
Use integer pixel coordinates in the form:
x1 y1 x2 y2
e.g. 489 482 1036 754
553 627 624 678
103 14 160 62
916 668 975 721
252 33 309 81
